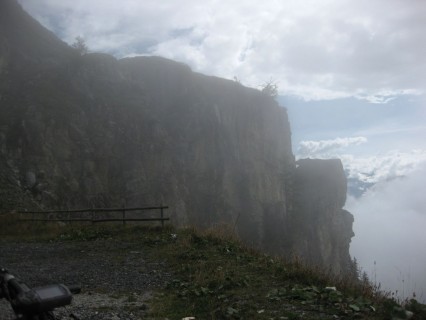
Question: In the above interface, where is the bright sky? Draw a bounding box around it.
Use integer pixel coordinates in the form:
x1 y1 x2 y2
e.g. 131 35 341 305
18 0 426 301
18 0 426 101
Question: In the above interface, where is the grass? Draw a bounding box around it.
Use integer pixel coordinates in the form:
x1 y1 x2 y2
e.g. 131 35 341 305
146 227 379 319
1 214 426 319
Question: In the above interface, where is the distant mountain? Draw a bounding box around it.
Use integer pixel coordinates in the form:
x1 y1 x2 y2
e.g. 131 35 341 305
0 0 355 275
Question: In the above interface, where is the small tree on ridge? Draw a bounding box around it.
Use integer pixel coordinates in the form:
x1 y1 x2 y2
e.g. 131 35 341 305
71 36 89 55
261 79 278 99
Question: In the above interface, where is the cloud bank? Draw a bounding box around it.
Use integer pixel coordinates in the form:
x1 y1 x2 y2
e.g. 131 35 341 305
297 135 426 186
342 150 426 184
18 0 426 101
297 136 367 158
346 163 426 302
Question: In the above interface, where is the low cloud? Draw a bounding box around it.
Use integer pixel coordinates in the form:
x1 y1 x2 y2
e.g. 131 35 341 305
297 135 426 186
297 136 367 158
342 150 426 184
347 163 426 302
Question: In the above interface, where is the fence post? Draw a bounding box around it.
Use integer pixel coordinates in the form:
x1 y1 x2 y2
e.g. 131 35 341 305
160 206 164 228
122 203 126 226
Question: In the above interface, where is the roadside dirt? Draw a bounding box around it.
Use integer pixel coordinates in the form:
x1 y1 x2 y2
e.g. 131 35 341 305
0 239 171 319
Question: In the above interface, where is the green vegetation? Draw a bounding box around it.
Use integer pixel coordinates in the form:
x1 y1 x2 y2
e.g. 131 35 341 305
1 214 425 319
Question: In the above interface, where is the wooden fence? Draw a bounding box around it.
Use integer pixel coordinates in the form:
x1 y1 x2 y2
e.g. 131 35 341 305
19 206 169 227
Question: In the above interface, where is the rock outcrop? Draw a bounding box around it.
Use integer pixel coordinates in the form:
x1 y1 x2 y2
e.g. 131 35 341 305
0 0 354 274
291 159 355 274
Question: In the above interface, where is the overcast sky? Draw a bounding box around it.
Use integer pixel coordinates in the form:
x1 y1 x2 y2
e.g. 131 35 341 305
18 0 426 102
18 0 426 300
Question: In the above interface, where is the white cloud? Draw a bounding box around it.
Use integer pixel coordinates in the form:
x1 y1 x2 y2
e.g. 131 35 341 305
342 150 426 184
297 133 426 185
297 136 367 158
347 163 426 302
18 0 426 101
355 89 423 104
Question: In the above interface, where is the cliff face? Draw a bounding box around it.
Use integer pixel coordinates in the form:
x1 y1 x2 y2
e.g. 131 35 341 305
0 0 353 274
291 159 355 274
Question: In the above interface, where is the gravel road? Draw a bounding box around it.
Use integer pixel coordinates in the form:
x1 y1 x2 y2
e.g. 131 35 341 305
0 240 172 319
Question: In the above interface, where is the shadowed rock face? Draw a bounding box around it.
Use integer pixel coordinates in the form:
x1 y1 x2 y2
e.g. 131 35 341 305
291 159 355 274
0 0 354 274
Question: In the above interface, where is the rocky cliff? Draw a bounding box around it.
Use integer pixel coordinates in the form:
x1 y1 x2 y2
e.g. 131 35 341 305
0 0 354 274
291 159 355 274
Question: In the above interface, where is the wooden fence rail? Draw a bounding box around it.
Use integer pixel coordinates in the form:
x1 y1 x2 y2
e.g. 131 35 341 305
18 206 169 227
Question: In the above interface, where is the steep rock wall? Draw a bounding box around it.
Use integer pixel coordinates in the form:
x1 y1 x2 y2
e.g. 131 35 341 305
291 159 354 273
0 0 354 274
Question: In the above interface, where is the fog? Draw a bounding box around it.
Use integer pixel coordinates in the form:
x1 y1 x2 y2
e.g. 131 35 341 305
13 0 426 304
347 163 426 302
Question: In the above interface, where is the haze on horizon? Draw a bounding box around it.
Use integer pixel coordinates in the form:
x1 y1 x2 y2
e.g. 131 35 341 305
18 0 426 301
